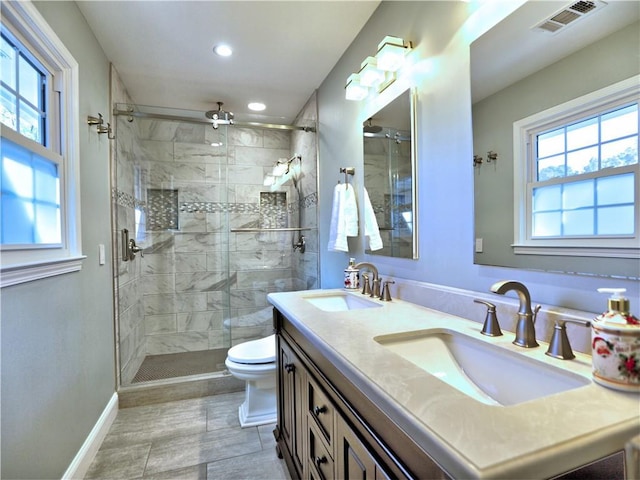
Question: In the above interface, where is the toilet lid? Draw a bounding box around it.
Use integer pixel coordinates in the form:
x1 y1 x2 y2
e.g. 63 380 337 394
228 334 276 364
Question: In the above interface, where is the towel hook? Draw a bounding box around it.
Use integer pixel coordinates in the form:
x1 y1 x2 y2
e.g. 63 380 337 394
339 167 355 189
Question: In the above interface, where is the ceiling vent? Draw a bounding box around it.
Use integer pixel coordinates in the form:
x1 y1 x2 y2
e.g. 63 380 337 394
533 1 607 34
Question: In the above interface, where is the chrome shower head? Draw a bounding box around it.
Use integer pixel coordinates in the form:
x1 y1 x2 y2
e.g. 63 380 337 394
363 117 383 134
205 101 234 129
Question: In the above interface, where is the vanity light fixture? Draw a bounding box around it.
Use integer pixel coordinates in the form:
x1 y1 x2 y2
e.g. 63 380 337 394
359 56 386 88
345 73 369 101
272 161 289 177
345 35 412 101
376 36 412 72
263 154 302 186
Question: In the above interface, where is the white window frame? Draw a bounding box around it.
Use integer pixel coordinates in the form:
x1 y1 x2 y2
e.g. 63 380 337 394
513 75 640 259
1 1 83 287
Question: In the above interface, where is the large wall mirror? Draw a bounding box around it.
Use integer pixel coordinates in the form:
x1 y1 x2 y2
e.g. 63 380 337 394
363 89 418 259
472 2 639 278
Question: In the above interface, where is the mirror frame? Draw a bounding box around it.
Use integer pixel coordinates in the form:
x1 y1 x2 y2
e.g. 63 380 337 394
363 88 418 259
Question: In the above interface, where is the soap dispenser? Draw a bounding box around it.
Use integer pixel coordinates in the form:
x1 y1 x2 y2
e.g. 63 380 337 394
344 258 359 290
591 288 640 392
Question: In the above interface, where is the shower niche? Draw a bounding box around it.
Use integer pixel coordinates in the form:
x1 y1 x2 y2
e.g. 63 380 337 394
147 188 179 230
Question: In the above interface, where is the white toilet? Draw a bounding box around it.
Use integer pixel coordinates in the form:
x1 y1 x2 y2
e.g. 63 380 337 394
225 334 277 428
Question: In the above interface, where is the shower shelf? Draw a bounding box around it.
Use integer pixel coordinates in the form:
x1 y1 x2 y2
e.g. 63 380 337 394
231 227 315 233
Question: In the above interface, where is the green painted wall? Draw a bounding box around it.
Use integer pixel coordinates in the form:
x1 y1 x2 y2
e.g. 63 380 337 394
1 2 115 478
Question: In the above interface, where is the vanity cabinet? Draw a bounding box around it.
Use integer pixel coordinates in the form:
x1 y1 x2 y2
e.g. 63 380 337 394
276 334 306 477
273 307 449 480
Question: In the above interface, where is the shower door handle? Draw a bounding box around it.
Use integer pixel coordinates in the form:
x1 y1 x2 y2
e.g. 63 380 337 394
128 238 144 259
122 229 144 261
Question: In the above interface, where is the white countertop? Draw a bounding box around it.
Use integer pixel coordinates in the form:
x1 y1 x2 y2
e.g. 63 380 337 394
268 289 640 479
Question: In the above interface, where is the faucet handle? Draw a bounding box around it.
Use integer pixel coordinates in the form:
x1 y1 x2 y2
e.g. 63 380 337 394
381 280 395 301
474 299 502 337
545 318 591 360
361 274 371 296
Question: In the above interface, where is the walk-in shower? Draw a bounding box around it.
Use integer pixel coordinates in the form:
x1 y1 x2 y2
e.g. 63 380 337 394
111 101 318 390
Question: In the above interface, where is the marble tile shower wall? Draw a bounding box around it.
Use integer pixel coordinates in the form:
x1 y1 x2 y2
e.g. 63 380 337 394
114 109 318 385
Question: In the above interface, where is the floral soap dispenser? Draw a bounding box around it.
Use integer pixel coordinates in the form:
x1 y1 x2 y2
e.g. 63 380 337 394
591 288 640 392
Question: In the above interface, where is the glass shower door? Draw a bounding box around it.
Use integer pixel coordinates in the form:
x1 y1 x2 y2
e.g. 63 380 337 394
112 106 231 386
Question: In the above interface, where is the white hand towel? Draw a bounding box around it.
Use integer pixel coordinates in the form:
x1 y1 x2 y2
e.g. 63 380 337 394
363 187 383 251
327 183 359 252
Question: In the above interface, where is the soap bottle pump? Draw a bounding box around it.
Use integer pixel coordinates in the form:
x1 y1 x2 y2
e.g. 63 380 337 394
344 258 359 290
591 288 640 392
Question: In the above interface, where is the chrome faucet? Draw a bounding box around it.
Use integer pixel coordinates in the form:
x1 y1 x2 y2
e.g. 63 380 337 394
355 262 379 298
490 280 541 348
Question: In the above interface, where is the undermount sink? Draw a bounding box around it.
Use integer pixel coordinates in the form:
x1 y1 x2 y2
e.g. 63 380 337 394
374 328 590 406
303 292 382 312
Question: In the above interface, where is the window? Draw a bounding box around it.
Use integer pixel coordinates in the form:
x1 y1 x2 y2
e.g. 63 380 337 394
513 76 639 258
1 2 82 287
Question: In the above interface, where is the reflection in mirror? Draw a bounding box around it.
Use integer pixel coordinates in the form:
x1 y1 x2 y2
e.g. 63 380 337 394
363 89 417 259
472 2 639 278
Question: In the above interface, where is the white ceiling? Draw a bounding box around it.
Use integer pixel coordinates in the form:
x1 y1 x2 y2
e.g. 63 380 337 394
471 1 640 104
77 1 380 124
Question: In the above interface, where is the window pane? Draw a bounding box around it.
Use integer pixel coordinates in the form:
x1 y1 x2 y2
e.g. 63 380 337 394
538 154 565 181
601 136 638 168
597 205 634 235
1 87 17 129
35 203 61 243
563 209 594 236
1 36 16 89
533 184 561 211
567 117 598 151
538 128 565 158
34 157 59 204
602 104 638 142
597 173 634 206
19 100 42 143
1 195 34 244
533 211 561 237
2 157 33 198
19 55 41 106
567 146 598 176
1 136 61 246
563 179 594 210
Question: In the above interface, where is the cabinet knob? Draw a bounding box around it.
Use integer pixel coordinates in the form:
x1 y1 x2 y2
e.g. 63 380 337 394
313 405 327 416
284 363 295 373
315 456 327 467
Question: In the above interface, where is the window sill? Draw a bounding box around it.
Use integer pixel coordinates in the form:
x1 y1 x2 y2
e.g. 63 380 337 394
512 245 639 259
1 255 86 288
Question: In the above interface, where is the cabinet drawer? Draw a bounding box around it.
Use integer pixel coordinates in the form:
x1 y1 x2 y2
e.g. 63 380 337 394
309 421 334 480
308 378 335 446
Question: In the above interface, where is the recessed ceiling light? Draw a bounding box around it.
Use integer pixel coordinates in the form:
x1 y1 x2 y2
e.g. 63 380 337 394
213 44 232 57
248 102 266 112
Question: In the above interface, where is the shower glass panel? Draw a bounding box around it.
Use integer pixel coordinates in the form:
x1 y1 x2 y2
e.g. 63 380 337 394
112 103 318 388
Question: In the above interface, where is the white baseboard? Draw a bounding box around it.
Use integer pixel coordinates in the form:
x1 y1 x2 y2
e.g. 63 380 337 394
62 392 118 480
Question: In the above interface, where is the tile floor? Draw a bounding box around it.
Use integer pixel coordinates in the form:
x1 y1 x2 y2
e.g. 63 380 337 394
85 392 290 480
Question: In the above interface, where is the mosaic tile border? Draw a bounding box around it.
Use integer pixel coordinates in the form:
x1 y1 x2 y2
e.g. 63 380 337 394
113 188 318 213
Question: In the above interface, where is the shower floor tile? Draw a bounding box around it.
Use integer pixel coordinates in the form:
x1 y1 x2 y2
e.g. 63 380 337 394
132 348 228 383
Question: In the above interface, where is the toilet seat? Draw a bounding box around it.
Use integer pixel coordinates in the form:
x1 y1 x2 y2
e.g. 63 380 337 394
227 334 276 364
